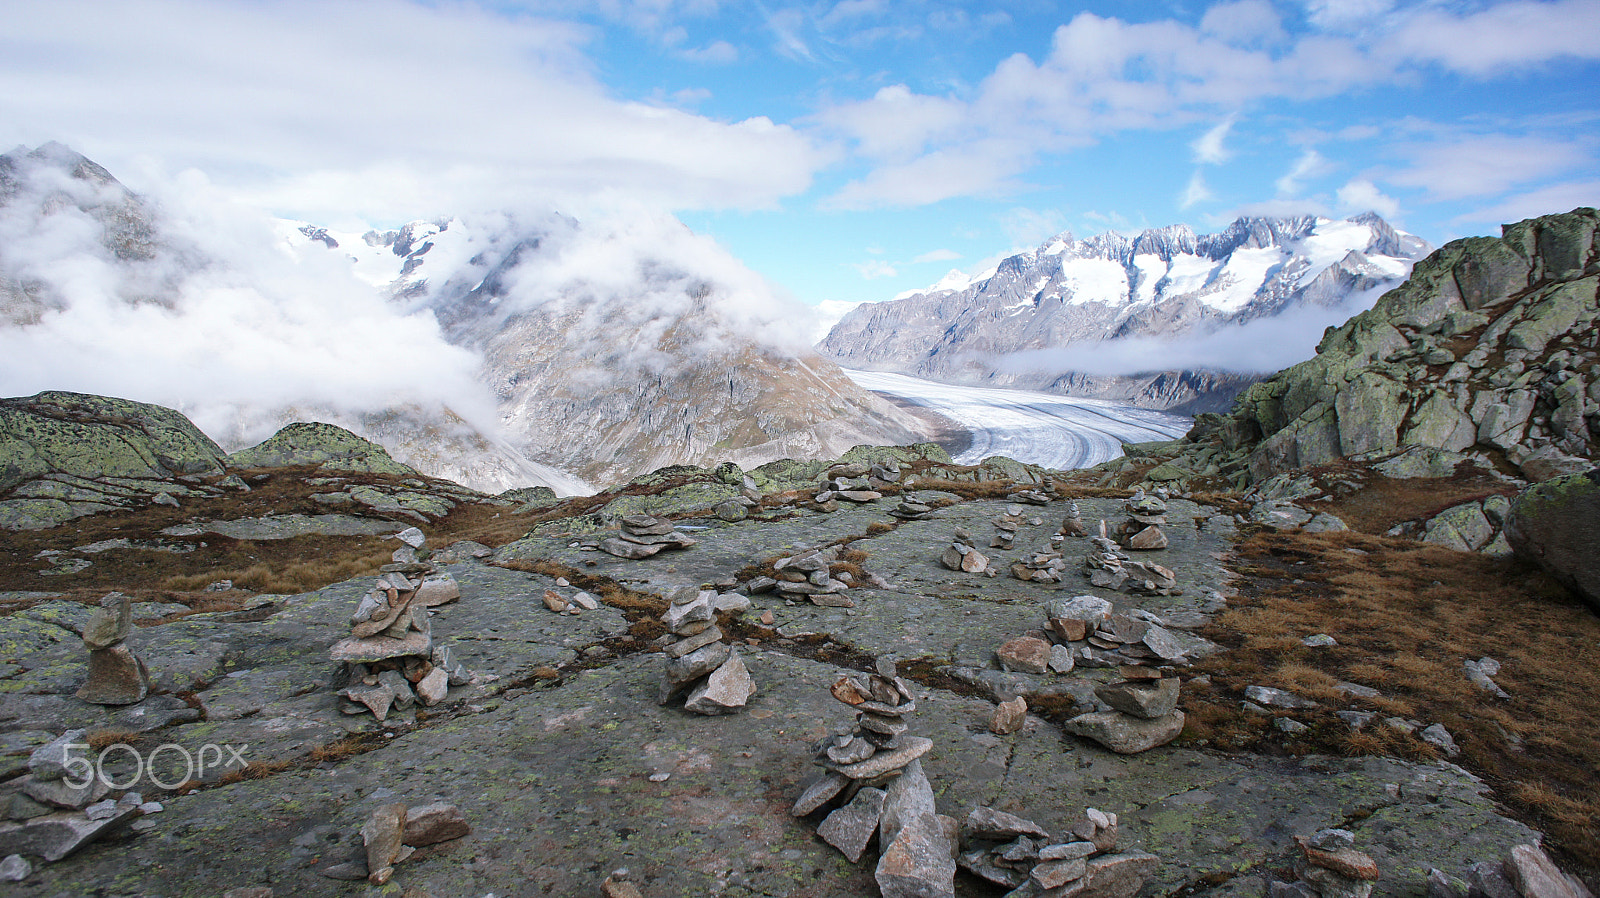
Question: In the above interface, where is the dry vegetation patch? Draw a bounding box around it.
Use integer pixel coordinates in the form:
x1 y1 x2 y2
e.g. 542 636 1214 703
1187 528 1600 870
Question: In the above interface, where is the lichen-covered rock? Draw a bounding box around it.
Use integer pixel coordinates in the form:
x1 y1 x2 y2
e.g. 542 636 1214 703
228 422 417 476
0 391 227 496
1505 468 1600 613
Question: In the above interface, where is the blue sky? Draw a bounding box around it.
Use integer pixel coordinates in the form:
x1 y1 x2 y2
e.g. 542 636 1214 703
3 0 1598 312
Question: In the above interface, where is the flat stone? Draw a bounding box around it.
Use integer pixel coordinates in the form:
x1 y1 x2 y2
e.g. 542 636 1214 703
22 773 109 810
829 736 932 779
1095 678 1179 719
962 807 1049 841
792 772 850 816
818 786 885 863
663 641 731 688
1080 851 1159 898
1244 685 1317 709
1040 842 1098 861
1125 527 1168 551
414 576 460 607
961 549 990 573
28 730 88 781
330 629 432 664
1303 864 1375 898
958 848 1028 888
662 591 715 633
542 590 570 612
666 626 724 658
403 803 470 847
1035 856 1089 889
684 651 756 715
600 538 666 559
997 636 1052 674
0 854 30 882
1300 840 1380 881
1062 710 1184 754
0 806 140 861
1049 644 1076 674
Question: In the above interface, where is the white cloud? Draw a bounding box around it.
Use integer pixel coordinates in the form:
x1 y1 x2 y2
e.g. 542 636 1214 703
1181 170 1213 209
993 284 1393 377
766 7 815 61
999 207 1071 248
0 0 825 222
1336 178 1401 218
678 39 738 63
1192 115 1237 164
1383 0 1600 76
1388 134 1591 200
1456 179 1600 225
1275 148 1332 195
1300 0 1396 31
913 248 961 263
852 259 898 279
1201 1 1288 44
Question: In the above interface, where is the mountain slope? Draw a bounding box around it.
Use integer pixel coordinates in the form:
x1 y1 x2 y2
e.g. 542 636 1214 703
319 212 929 485
818 214 1431 410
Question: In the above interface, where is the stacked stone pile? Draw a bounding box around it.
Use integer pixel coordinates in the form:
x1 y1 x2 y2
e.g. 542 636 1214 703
889 495 935 520
1430 843 1594 898
1041 595 1187 670
1064 663 1185 754
657 587 756 715
1082 523 1180 596
792 659 955 898
814 461 886 511
1012 549 1068 583
1060 501 1089 538
318 801 470 885
75 593 149 705
1007 487 1051 505
1114 491 1170 551
765 546 856 606
941 528 991 574
992 504 1027 549
600 515 697 559
1267 829 1380 898
0 730 160 864
957 805 1158 898
332 536 469 720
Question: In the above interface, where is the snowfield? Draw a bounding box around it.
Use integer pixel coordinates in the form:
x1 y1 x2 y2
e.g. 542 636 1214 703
844 369 1193 471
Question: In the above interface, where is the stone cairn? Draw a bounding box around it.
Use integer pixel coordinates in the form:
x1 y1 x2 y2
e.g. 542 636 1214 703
992 505 1024 550
942 527 991 574
958 805 1158 898
889 493 935 520
1114 490 1169 551
332 528 468 722
320 801 470 885
745 545 860 606
813 461 893 512
76 592 149 705
792 659 956 898
1060 501 1089 538
600 514 697 559
1082 522 1180 596
1040 596 1188 754
1268 829 1380 898
1006 486 1051 506
657 587 757 715
2 729 161 865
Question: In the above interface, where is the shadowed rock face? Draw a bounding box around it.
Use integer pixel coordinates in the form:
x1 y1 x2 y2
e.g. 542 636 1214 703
1506 468 1600 613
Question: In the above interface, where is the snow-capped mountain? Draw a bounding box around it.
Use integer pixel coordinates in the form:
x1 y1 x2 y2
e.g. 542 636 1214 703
818 214 1432 411
287 212 928 486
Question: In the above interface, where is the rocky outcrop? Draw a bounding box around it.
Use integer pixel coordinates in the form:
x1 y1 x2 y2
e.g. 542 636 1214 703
228 422 418 476
819 214 1428 410
1504 468 1600 613
0 391 231 530
1209 208 1598 486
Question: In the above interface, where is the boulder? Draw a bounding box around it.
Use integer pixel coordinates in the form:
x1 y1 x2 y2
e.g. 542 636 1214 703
0 391 227 494
1504 469 1600 613
1063 710 1184 754
228 422 417 476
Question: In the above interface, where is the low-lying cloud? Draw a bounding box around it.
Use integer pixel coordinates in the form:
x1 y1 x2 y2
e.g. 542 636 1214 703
989 286 1391 378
